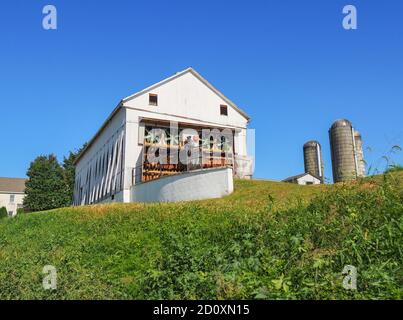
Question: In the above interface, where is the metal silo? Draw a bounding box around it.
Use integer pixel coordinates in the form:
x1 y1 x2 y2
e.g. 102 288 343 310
329 119 358 183
303 140 324 183
354 130 366 177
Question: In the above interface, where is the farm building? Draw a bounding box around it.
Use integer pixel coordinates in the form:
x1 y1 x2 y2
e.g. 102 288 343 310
0 177 26 216
73 68 253 205
282 173 321 185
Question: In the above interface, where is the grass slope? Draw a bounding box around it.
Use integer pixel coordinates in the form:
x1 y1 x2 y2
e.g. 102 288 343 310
0 173 402 299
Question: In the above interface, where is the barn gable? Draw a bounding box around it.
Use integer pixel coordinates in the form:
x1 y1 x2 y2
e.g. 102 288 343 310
122 68 249 127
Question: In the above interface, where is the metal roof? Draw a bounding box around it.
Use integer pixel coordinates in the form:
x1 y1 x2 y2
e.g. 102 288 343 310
330 119 352 130
303 140 321 148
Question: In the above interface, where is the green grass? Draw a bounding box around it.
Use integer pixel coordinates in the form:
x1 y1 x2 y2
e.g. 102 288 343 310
0 172 402 299
385 164 403 173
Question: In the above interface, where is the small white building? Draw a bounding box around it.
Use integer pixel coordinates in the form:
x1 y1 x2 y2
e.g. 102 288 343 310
73 68 253 205
0 177 26 216
282 173 321 185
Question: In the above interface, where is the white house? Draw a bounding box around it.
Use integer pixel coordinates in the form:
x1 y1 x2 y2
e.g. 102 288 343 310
282 173 321 185
0 177 26 216
73 68 253 205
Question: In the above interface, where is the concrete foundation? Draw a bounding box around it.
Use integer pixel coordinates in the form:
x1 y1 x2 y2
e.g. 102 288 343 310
130 167 233 203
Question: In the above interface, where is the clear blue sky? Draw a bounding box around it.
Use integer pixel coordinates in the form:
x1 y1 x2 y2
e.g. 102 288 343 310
0 0 402 181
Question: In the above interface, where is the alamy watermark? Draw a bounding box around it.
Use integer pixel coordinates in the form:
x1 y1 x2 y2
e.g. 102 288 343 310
342 265 357 290
143 121 254 173
40 4 358 31
41 5 357 31
343 5 357 30
42 265 57 290
42 5 57 30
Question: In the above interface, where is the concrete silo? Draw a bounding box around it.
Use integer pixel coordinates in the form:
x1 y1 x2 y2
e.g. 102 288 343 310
329 119 365 183
303 141 324 183
354 130 366 177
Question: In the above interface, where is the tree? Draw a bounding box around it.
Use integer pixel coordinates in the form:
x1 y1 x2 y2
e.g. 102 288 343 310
62 151 78 205
24 154 71 212
0 207 8 219
62 143 87 204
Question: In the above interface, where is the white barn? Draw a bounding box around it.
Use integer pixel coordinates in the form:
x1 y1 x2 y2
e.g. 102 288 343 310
282 173 321 185
73 68 253 205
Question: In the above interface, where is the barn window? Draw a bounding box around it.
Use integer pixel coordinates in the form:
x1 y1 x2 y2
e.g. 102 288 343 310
149 94 158 106
220 105 228 116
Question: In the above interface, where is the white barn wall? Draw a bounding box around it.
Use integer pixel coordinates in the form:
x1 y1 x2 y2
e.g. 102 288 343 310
124 114 144 192
74 108 127 205
234 128 247 156
296 175 321 185
131 167 233 203
97 190 124 204
123 71 248 129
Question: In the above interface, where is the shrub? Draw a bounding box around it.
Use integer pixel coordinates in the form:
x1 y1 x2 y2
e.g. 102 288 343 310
0 207 8 219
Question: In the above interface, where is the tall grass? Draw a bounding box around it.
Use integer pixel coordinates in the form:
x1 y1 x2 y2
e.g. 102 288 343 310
0 173 401 299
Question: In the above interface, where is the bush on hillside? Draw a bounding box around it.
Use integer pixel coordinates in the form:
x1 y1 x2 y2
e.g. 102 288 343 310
0 207 8 219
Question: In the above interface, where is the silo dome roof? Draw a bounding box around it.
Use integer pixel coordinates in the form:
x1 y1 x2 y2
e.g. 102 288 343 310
303 140 320 148
331 119 352 130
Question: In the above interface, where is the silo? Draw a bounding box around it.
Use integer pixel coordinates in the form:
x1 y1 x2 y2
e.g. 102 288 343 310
354 130 365 177
329 119 357 182
303 140 324 183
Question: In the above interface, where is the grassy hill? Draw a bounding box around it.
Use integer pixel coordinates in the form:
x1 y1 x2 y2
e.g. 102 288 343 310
0 172 401 299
